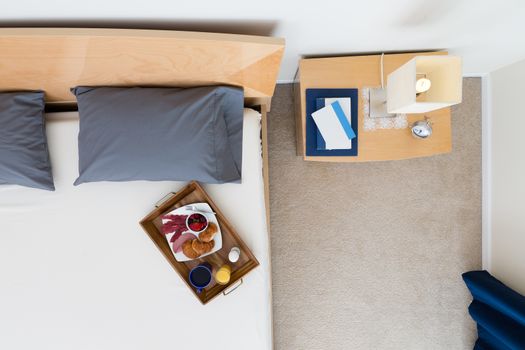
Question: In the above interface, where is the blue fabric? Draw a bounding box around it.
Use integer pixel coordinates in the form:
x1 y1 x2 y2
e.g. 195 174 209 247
463 270 525 350
463 271 525 325
305 89 358 157
469 301 525 349
474 326 512 350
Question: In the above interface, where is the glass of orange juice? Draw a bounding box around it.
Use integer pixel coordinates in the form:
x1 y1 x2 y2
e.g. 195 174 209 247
214 264 231 285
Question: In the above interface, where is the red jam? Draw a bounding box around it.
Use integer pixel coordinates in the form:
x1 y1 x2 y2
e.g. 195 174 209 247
187 213 207 232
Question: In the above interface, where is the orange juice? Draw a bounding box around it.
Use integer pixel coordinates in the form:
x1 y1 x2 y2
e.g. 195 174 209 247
215 265 231 285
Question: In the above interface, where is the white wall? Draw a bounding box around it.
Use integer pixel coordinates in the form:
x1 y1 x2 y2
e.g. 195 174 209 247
489 58 525 295
2 0 525 81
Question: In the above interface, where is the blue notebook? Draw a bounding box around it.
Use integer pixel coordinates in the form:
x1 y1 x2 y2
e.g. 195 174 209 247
306 89 358 157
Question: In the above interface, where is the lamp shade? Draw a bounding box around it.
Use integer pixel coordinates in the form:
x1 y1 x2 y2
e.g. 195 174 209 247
386 56 462 114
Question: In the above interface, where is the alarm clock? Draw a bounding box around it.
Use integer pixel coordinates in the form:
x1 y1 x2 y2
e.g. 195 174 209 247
411 119 432 139
415 77 432 94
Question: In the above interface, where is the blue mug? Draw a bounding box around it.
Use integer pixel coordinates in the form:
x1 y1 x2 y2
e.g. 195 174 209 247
188 263 212 293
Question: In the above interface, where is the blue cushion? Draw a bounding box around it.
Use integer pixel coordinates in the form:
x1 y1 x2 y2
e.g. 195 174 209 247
462 270 525 325
474 325 512 350
0 91 54 191
72 86 244 185
469 300 525 349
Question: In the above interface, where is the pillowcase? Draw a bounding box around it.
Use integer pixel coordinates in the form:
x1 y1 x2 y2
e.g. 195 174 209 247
72 86 244 185
0 91 54 191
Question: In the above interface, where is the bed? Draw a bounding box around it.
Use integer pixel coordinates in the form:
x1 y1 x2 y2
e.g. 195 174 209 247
0 28 284 350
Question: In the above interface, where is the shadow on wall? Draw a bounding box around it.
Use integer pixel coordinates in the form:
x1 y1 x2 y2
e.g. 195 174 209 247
0 19 278 37
301 49 445 60
393 0 462 27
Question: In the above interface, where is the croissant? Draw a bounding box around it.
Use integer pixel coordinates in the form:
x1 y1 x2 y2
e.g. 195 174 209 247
199 222 218 243
182 239 201 259
192 239 215 255
204 240 215 253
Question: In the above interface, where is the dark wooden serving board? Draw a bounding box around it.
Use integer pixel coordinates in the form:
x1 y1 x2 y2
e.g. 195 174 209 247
139 181 259 304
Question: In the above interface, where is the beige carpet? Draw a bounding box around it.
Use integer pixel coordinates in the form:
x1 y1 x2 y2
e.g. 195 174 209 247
267 79 481 350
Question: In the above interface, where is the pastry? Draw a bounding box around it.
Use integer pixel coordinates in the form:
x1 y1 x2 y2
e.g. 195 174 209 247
182 239 200 259
199 222 218 243
192 239 215 255
204 240 215 253
191 240 206 255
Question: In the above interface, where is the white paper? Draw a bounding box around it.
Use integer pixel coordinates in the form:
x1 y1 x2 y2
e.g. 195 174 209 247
324 98 352 149
312 103 352 150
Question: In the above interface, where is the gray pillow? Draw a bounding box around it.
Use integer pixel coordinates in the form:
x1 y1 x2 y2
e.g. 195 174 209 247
72 86 244 185
0 91 54 191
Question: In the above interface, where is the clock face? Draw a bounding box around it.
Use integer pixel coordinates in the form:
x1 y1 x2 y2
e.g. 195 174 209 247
415 78 432 93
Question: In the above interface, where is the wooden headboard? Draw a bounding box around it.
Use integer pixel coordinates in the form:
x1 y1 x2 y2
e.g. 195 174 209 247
0 28 285 109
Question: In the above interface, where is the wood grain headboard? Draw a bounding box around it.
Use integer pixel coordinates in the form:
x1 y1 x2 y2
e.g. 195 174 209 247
0 28 285 109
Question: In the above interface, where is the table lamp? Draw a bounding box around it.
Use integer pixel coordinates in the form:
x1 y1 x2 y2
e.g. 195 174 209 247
369 55 462 138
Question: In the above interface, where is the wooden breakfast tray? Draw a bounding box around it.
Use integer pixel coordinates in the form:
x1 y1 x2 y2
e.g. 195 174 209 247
139 181 259 305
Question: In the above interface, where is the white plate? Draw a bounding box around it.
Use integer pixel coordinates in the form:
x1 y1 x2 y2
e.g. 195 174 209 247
161 202 223 262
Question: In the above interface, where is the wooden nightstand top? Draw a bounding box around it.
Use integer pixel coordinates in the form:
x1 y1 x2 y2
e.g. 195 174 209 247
294 52 452 162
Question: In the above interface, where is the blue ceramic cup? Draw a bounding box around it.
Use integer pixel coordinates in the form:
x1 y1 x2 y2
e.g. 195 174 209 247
188 262 212 293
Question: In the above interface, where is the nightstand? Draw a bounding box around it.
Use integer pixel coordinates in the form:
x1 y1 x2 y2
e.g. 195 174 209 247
294 52 452 162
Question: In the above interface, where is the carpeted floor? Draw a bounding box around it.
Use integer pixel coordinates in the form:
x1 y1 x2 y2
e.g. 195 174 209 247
267 79 481 350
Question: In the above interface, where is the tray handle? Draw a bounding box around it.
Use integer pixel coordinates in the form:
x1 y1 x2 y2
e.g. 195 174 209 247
223 279 243 296
155 192 177 208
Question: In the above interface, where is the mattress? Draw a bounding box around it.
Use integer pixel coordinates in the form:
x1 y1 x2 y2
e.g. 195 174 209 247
0 108 271 350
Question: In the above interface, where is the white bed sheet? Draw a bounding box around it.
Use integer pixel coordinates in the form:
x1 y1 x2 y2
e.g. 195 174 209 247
0 108 271 350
